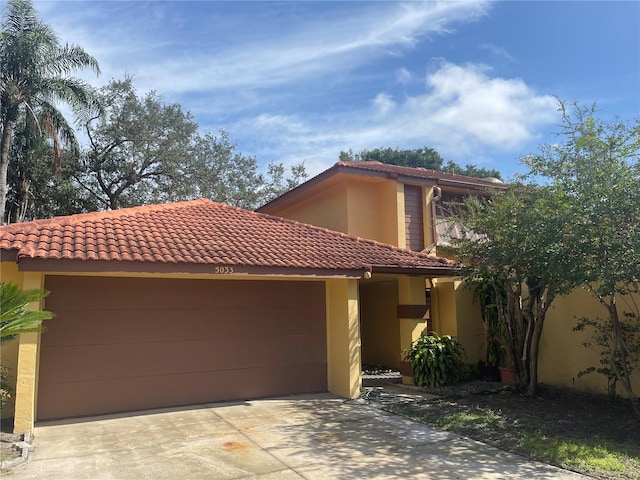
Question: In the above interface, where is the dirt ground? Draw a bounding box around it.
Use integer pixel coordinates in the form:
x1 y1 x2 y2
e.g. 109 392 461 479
414 381 638 447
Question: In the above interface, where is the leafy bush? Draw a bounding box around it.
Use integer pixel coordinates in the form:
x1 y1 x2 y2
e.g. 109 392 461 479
0 365 13 408
404 332 466 387
0 282 53 343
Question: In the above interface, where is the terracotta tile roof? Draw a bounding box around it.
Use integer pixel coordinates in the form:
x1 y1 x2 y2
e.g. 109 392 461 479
0 199 457 277
334 161 506 188
257 161 505 213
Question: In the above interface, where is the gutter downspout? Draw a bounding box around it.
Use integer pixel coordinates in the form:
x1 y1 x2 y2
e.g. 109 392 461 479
422 185 442 255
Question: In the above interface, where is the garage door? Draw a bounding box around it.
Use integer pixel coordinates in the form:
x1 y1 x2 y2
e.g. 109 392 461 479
37 276 327 420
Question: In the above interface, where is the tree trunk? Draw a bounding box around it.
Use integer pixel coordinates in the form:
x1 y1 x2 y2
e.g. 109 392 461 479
527 313 545 396
609 297 640 416
0 119 14 224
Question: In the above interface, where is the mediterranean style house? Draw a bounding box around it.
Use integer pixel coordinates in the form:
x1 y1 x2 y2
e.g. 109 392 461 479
2 161 637 433
0 199 456 433
259 161 640 397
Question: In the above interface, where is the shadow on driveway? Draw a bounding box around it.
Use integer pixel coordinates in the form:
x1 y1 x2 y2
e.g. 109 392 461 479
6 393 585 479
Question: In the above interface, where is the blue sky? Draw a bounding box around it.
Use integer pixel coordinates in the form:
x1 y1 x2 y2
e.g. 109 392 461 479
34 0 639 180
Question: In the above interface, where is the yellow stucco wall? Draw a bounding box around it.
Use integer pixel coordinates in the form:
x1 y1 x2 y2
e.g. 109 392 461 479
269 182 349 233
0 262 25 420
359 280 400 369
429 278 484 364
454 282 485 363
431 279 457 336
345 179 401 246
325 278 361 398
12 272 45 434
540 288 640 395
3 268 366 432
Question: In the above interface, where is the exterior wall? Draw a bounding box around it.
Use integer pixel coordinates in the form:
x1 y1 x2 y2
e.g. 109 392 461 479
430 278 484 364
397 276 428 383
540 288 640 395
379 181 402 247
360 280 400 369
431 279 457 336
325 278 361 399
268 182 349 233
0 262 25 420
4 268 363 432
13 272 45 434
453 282 485 363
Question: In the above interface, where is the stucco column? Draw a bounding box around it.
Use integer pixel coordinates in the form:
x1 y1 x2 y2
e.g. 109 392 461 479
397 276 428 384
13 272 45 434
325 278 361 399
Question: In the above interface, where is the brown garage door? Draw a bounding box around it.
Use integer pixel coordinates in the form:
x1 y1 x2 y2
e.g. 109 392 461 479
37 276 327 420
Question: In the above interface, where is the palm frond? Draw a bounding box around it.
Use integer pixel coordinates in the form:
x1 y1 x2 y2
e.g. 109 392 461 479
0 282 54 343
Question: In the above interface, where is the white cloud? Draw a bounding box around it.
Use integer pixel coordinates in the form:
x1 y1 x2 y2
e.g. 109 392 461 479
372 93 396 117
479 43 515 62
231 61 558 177
396 67 413 84
36 0 491 96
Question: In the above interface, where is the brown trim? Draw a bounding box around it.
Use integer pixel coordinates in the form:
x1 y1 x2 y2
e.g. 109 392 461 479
370 265 457 276
398 361 412 377
17 257 367 278
0 249 18 262
404 184 424 252
257 163 439 213
397 304 428 319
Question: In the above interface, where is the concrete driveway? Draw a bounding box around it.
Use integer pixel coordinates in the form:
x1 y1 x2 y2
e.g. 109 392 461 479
7 393 585 480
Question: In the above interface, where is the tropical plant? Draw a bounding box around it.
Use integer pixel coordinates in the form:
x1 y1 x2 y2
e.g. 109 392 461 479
77 77 308 211
0 282 53 342
404 332 466 387
339 146 502 179
0 365 12 408
524 101 640 413
471 276 507 367
454 183 577 395
0 0 101 221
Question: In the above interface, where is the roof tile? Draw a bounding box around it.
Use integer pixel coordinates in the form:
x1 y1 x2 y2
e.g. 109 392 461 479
0 199 456 276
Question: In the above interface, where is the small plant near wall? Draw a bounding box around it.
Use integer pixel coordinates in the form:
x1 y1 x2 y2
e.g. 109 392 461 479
404 332 466 387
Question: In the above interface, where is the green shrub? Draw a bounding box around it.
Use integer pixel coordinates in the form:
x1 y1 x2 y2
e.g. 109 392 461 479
0 365 13 408
404 332 466 387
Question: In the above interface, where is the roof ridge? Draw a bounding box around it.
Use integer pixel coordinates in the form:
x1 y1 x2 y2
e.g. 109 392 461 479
1 199 213 232
258 210 455 265
336 160 495 183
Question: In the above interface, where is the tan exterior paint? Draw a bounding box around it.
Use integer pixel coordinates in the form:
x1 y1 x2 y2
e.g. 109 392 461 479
540 288 640 394
2 265 364 431
0 262 24 419
359 279 400 370
269 181 349 234
325 278 361 399
397 276 428 383
268 173 404 249
12 272 44 434
261 174 475 378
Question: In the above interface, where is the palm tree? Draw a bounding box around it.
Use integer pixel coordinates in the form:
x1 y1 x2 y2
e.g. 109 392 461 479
0 282 53 343
0 0 101 222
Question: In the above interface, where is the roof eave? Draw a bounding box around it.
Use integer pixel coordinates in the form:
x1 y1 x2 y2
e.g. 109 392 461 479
0 248 19 263
15 257 370 279
370 264 459 277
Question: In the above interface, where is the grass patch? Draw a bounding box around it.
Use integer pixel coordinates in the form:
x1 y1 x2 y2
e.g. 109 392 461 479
386 401 640 480
518 433 640 479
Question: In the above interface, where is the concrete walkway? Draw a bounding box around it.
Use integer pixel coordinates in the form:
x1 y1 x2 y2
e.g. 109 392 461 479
6 393 586 479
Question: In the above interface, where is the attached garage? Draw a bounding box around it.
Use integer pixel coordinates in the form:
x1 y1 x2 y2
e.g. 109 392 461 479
0 198 455 432
37 276 326 420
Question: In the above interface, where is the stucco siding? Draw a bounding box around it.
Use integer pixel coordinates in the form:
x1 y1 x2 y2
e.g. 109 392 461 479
360 280 400 369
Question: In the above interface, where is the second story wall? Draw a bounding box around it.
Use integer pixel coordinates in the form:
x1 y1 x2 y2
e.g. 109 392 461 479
346 179 401 247
267 182 349 234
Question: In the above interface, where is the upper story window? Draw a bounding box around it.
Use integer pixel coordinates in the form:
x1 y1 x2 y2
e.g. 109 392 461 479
404 185 424 251
434 191 484 246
